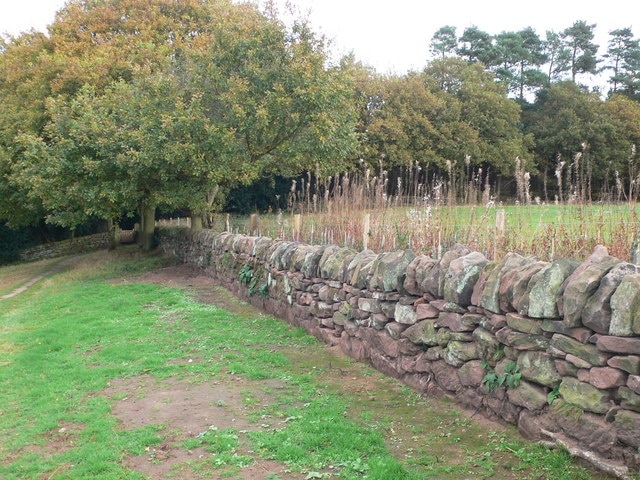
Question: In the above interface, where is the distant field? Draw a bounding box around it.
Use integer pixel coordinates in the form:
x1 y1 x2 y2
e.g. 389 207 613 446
221 202 640 261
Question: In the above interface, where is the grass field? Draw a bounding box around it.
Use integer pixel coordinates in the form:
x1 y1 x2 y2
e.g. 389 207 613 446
0 248 616 479
220 202 640 262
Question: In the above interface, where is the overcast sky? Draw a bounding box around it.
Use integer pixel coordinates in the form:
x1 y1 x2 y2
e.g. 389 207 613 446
1 0 637 76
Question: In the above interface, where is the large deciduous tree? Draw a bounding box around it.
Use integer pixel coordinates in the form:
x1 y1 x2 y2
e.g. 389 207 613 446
522 82 633 201
0 0 357 249
360 59 528 200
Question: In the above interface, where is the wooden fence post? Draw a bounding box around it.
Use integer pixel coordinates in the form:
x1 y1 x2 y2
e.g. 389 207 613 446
293 214 302 241
249 214 259 235
362 213 370 250
494 209 505 260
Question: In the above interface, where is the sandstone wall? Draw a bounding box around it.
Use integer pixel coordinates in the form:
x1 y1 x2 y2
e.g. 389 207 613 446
19 232 113 262
157 227 640 476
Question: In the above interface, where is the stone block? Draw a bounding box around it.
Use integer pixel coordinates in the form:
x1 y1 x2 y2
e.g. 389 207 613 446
443 251 488 306
437 312 476 332
370 313 390 330
457 359 485 387
479 253 529 314
558 377 612 414
551 333 609 366
385 321 409 339
597 335 640 355
607 355 640 375
627 375 640 395
496 327 549 351
369 249 416 292
561 257 619 327
554 359 579 377
358 297 382 314
415 302 440 320
583 263 638 333
403 254 436 295
588 366 627 389
507 380 548 411
618 386 640 412
518 351 562 387
501 260 548 314
610 274 640 336
444 341 479 367
402 319 438 346
526 258 579 318
565 354 593 369
614 409 640 448
550 402 617 453
395 303 417 325
506 312 543 334
431 360 462 392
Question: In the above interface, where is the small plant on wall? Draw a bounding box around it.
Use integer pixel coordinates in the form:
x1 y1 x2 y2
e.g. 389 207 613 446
238 264 254 286
238 263 269 297
481 361 521 392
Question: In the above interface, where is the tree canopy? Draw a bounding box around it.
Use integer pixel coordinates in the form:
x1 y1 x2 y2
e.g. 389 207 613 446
0 0 357 248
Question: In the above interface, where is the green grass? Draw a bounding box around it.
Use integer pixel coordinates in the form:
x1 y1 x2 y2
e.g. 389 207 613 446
0 248 616 479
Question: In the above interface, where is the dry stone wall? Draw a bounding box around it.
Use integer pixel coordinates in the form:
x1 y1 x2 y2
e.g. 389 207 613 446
19 232 112 262
157 227 640 476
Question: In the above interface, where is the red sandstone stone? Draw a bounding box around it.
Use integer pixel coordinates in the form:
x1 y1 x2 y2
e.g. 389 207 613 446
597 336 640 354
627 375 640 394
589 366 627 389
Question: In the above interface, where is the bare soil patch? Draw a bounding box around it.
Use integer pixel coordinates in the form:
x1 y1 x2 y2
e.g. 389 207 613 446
103 374 301 479
104 263 324 479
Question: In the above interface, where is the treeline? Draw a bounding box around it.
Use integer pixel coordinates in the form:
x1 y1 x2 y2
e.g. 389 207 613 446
429 22 639 100
1 1 640 261
259 20 640 211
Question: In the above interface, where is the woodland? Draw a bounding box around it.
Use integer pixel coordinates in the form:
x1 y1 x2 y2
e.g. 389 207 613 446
1 0 640 260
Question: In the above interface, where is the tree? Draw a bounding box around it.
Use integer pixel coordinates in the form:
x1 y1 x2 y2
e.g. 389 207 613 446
543 30 571 83
601 94 640 199
429 26 458 59
494 28 548 100
361 59 528 202
562 20 599 83
1 0 357 248
0 31 58 227
457 26 498 67
524 82 621 201
604 28 640 98
14 76 221 249
363 72 450 170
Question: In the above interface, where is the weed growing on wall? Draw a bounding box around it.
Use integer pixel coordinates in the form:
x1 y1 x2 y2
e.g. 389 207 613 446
481 361 522 392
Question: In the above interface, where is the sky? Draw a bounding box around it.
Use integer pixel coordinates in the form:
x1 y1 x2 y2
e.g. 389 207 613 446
1 0 637 77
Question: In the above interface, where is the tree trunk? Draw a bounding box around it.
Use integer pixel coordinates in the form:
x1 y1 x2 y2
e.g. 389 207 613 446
140 204 156 251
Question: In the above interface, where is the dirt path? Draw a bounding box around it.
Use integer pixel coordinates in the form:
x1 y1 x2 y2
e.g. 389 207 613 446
0 255 83 300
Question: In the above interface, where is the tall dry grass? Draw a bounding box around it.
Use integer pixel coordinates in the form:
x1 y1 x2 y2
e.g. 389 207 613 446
213 159 640 262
